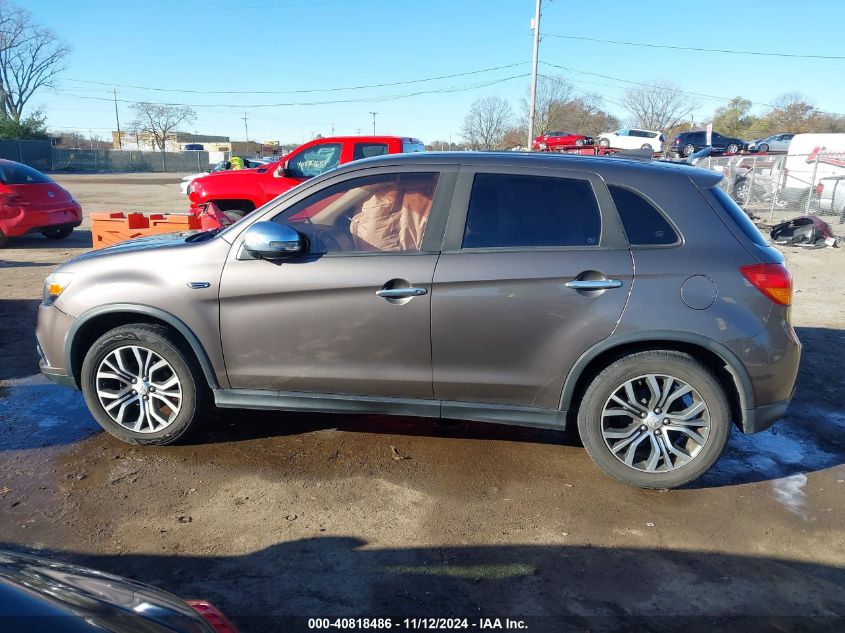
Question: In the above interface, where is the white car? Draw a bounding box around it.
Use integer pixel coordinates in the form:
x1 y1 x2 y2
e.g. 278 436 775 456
180 158 274 195
597 129 664 152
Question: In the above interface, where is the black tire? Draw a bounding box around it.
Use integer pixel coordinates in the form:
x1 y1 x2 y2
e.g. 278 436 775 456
40 226 74 240
758 143 769 153
683 144 696 157
598 138 610 148
577 350 730 489
0 229 8 247
80 324 207 445
726 143 740 154
640 144 652 150
732 179 750 204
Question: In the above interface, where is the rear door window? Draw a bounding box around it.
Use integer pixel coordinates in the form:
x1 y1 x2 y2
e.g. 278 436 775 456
462 173 601 248
608 185 679 246
353 143 389 160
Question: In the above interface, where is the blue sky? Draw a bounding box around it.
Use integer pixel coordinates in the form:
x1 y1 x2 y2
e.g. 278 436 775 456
24 0 845 144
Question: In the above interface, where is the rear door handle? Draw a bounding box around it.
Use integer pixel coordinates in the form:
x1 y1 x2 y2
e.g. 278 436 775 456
565 279 622 290
376 287 428 298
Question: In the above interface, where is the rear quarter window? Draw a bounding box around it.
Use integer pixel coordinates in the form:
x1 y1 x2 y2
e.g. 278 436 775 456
711 186 769 246
608 185 679 246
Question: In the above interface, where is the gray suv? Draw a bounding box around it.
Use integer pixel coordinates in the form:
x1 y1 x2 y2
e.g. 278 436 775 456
36 153 801 488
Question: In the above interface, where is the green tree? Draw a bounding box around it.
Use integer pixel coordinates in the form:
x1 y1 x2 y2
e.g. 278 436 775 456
711 97 757 136
0 109 47 139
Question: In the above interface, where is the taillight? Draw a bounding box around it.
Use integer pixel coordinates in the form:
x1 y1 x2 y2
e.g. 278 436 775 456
673 136 680 144
186 600 239 633
815 182 824 198
0 192 28 205
740 263 792 306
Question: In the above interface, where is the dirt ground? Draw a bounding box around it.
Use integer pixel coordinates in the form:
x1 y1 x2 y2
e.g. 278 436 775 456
1 173 844 632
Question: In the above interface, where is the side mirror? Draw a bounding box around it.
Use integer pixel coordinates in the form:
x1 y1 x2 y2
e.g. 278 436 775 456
242 221 303 260
274 160 293 178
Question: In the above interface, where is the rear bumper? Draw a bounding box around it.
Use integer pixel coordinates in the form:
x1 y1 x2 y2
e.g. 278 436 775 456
0 203 82 237
741 394 792 434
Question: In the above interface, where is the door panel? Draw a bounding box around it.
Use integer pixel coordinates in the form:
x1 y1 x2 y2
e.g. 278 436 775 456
220 253 437 397
432 249 632 408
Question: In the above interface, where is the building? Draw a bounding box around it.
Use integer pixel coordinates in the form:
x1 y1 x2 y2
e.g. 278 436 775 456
110 131 265 155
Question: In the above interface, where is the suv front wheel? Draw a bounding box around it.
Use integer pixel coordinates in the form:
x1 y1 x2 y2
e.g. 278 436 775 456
81 324 206 445
577 350 730 489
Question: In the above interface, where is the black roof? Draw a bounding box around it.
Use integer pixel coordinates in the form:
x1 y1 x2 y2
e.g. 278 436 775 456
333 151 722 187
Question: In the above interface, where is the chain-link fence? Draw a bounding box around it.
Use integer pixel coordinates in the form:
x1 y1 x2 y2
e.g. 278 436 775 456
51 148 211 173
0 139 217 173
693 152 845 238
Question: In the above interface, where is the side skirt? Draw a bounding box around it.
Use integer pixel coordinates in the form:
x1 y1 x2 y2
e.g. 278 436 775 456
213 389 567 431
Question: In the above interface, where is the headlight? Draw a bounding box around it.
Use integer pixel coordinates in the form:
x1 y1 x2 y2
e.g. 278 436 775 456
43 272 73 306
187 183 194 195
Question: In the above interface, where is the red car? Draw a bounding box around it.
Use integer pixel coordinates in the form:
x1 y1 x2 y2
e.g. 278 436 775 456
532 131 594 151
188 135 424 219
0 159 82 246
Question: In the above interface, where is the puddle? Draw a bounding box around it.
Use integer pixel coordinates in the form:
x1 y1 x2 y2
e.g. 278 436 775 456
0 375 100 450
697 403 844 495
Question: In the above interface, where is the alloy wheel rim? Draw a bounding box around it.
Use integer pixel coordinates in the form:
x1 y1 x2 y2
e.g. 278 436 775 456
601 374 711 473
95 345 182 433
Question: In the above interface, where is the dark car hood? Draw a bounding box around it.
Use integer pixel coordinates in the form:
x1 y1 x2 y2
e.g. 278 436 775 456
0 549 210 631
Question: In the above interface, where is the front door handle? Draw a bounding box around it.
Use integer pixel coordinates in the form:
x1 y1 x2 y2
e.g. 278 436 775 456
565 279 622 290
376 287 428 299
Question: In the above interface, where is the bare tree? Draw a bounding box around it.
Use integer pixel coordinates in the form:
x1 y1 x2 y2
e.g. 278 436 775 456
763 92 817 133
129 102 197 151
521 74 574 135
623 80 698 132
461 96 513 150
0 1 71 121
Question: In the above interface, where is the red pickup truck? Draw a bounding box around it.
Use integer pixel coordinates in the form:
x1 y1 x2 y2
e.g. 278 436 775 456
187 135 424 218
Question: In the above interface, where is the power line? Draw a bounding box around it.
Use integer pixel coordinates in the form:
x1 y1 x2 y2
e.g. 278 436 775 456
542 33 845 60
61 62 528 95
52 73 529 109
540 61 845 117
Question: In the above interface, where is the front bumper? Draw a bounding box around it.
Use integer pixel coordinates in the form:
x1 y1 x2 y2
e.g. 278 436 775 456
36 303 78 388
0 203 82 237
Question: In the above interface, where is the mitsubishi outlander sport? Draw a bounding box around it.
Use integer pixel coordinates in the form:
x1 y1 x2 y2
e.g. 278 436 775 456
36 153 801 488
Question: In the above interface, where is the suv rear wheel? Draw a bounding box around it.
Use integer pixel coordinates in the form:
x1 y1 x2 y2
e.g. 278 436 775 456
683 143 696 157
81 324 206 445
577 350 730 489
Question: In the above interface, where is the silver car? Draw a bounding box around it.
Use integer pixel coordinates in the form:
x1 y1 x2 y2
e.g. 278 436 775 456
747 133 794 153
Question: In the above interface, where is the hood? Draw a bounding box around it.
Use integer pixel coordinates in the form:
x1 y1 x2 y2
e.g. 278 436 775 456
0 549 208 631
67 231 202 265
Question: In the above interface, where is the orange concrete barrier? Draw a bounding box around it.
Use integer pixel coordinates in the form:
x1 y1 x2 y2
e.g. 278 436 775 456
90 212 203 250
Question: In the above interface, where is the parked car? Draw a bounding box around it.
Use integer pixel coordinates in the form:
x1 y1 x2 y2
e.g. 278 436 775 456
670 131 746 157
180 157 273 195
747 133 794 153
532 131 593 151
188 135 425 219
37 152 800 489
0 549 238 632
0 159 82 247
597 129 664 152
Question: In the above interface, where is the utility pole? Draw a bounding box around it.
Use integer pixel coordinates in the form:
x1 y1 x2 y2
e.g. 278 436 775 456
527 0 542 150
369 112 378 135
241 112 249 142
330 121 335 136
113 89 122 150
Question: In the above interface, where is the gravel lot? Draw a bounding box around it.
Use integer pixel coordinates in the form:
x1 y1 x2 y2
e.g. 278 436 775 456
1 173 844 632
